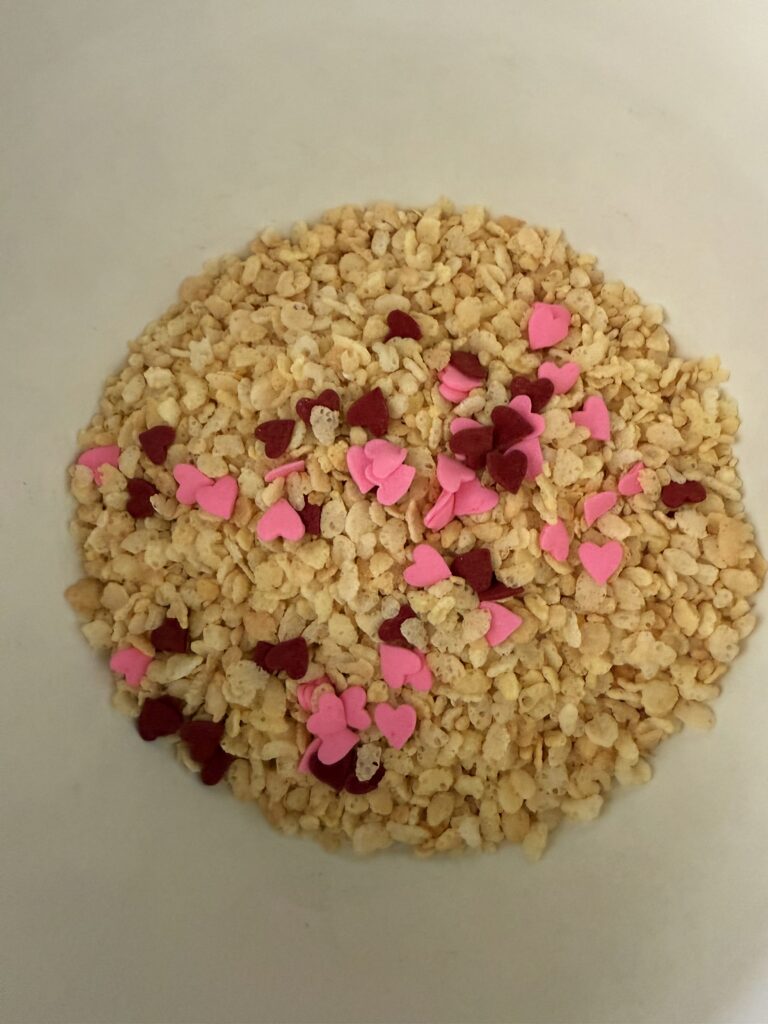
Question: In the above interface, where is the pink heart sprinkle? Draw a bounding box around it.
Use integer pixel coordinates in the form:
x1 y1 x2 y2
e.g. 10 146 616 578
436 454 476 494
264 460 306 483
376 463 416 506
449 416 481 436
307 692 347 738
423 489 456 531
508 395 545 437
618 461 645 497
298 737 322 773
364 439 407 483
173 463 212 504
196 475 238 519
537 360 580 394
379 644 424 689
452 477 499 516
76 445 121 486
316 728 359 765
584 490 617 527
340 687 371 730
408 658 433 693
540 519 570 562
374 704 417 749
256 499 306 542
507 434 544 480
109 647 152 687
438 383 471 403
527 302 571 350
439 365 484 392
403 544 452 588
578 540 624 585
346 446 375 494
479 601 523 647
572 395 611 442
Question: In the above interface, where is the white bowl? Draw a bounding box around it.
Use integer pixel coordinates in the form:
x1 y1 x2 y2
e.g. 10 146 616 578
2 3 767 1022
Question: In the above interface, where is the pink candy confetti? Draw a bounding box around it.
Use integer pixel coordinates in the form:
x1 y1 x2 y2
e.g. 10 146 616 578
540 519 570 562
374 703 417 749
256 498 306 542
347 440 415 506
423 489 456 530
479 601 522 647
527 302 571 350
618 461 645 496
583 490 617 527
379 644 433 691
264 460 306 483
76 445 121 486
173 463 238 519
109 647 152 688
572 395 611 442
403 544 451 588
578 540 624 585
437 363 484 404
537 360 580 394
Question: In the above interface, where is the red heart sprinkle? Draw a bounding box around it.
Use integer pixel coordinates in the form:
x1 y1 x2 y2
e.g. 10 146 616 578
150 617 189 654
346 387 389 437
490 406 534 449
252 641 274 670
299 501 322 536
137 696 184 741
179 720 225 764
487 449 528 493
254 419 295 458
661 480 707 509
309 747 358 792
264 636 309 679
508 375 554 414
378 605 417 645
200 747 235 786
126 477 158 519
451 548 493 594
385 309 422 341
345 761 386 795
296 389 341 425
449 426 494 470
138 425 176 465
478 581 524 601
449 351 487 381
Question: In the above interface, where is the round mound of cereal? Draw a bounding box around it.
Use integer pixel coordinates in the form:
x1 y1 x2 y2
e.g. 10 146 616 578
67 200 765 859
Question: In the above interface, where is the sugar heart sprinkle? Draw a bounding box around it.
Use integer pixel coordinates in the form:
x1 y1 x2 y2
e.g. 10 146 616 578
138 425 175 465
451 547 493 594
345 387 389 437
295 389 341 425
137 696 184 741
385 309 422 341
126 478 158 519
254 419 295 458
263 636 309 679
150 617 189 654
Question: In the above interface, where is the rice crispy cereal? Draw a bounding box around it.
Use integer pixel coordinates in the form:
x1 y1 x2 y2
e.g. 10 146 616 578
66 200 765 859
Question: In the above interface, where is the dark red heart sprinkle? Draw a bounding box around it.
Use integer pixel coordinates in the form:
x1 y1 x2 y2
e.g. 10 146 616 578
150 617 189 654
491 406 534 450
345 761 386 795
138 425 176 465
137 696 184 741
299 501 322 536
449 426 494 470
660 480 707 509
264 636 309 679
200 747 235 786
451 548 493 594
478 580 524 601
508 375 554 414
346 387 389 437
487 449 527 493
295 389 341 425
449 351 487 381
252 641 275 670
378 605 417 645
254 419 295 459
179 720 225 764
126 477 158 519
385 309 422 341
309 747 358 792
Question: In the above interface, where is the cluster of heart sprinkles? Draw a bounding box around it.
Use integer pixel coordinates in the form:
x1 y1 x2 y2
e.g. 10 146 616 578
67 201 764 859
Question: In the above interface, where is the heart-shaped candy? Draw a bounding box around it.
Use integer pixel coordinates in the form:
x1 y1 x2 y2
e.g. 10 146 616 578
254 419 295 459
308 746 357 791
76 445 121 485
346 446 376 494
661 480 706 509
137 696 184 741
423 489 456 530
252 641 274 670
407 660 433 692
264 460 305 483
196 475 238 519
438 383 470 403
364 439 408 482
452 477 499 516
440 365 484 392
508 375 554 414
298 501 322 536
173 463 211 504
379 644 424 689
374 704 417 749
527 301 571 350
403 544 451 588
179 720 225 764
340 686 372 730
491 406 533 449
508 395 545 437
509 435 543 479
436 454 476 494
449 350 487 380
346 387 389 437
385 308 422 341
264 636 309 679
344 761 386 795
298 737 322 773
297 677 331 712
572 395 611 442
583 490 617 527
449 426 494 469
578 540 624 585
537 360 580 394
150 617 189 654
479 601 523 647
618 461 645 497
109 647 152 687
449 416 481 436
126 478 158 519
138 425 175 465
256 499 306 542
315 728 359 766
307 693 348 738
540 519 570 562
451 547 493 594
295 389 341 425
200 748 235 786
378 605 417 645
487 449 527 493
375 463 415 505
